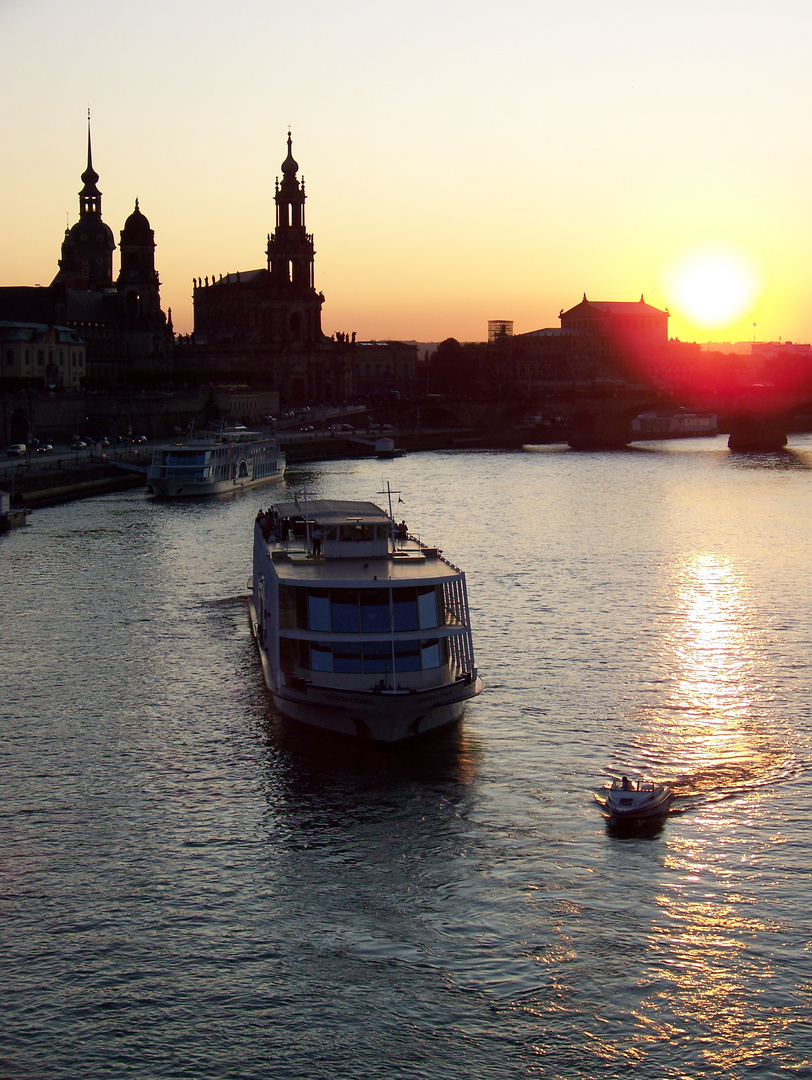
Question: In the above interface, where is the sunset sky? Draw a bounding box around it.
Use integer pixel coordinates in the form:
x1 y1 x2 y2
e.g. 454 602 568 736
2 0 811 346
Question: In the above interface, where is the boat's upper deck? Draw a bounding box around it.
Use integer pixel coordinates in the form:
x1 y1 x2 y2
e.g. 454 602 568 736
256 499 463 584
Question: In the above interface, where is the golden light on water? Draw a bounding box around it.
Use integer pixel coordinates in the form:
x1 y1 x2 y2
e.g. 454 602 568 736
635 551 761 790
670 553 753 725
630 551 795 796
615 553 801 1068
639 862 790 1074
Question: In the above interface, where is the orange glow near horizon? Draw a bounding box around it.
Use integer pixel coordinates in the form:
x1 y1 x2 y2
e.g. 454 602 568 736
1 2 811 347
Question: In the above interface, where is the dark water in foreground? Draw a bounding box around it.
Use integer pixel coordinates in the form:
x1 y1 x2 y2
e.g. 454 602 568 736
2 437 812 1079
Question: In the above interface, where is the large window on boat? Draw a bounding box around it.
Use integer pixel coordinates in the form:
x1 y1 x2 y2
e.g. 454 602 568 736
331 589 360 633
309 642 333 671
420 639 442 669
360 589 389 633
394 641 421 672
392 588 418 632
362 642 391 673
289 585 443 632
167 452 208 466
333 642 362 673
307 589 331 632
296 638 447 674
417 586 439 629
338 523 380 542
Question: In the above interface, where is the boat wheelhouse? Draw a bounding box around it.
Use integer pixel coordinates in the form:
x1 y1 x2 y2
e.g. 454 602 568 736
250 498 482 742
147 431 285 497
605 778 674 820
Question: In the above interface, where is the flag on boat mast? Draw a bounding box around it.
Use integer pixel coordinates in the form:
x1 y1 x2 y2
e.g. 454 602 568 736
378 479 402 519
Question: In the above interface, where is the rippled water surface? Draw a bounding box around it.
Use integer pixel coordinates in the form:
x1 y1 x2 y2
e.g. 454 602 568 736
2 436 812 1079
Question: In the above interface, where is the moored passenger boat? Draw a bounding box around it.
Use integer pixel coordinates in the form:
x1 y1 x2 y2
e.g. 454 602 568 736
249 496 483 742
147 431 285 497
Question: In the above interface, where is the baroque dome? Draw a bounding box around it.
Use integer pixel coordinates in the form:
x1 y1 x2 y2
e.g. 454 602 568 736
121 199 153 238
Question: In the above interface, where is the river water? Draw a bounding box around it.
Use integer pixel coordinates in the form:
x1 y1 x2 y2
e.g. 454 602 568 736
2 437 812 1079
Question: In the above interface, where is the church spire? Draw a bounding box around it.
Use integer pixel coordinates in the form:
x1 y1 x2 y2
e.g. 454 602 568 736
263 131 324 343
281 129 298 177
79 109 102 218
52 111 115 289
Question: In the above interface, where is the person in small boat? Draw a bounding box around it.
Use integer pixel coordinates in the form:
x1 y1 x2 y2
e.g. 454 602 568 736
397 520 408 542
621 776 632 790
311 526 323 556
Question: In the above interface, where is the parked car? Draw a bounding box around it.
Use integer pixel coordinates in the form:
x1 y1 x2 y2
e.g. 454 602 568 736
36 444 54 454
6 443 26 457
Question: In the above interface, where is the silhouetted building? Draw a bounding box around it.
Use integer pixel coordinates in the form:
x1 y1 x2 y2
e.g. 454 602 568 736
52 122 115 292
490 295 674 396
187 133 417 405
0 116 173 388
559 294 669 350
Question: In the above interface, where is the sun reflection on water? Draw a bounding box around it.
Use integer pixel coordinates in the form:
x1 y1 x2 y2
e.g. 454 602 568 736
625 782 812 1076
602 556 802 1068
626 552 796 798
671 554 752 720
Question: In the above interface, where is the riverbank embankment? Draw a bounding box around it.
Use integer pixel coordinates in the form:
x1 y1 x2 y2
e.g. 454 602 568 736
9 461 148 509
3 427 547 510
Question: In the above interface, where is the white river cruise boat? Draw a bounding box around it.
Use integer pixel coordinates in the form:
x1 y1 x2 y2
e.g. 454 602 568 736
249 496 483 742
147 431 285 497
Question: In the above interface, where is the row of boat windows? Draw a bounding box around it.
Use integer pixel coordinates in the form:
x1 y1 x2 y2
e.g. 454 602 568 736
285 637 447 674
252 456 282 478
163 447 276 467
159 450 280 479
279 520 388 543
281 585 441 633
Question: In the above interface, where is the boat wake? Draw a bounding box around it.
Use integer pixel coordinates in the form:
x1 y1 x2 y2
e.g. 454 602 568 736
598 754 799 822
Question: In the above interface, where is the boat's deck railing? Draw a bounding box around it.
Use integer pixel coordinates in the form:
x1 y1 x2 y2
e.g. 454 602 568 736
263 527 464 569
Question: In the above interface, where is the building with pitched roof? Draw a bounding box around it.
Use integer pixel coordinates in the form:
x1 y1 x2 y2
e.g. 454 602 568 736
559 294 669 352
0 115 173 388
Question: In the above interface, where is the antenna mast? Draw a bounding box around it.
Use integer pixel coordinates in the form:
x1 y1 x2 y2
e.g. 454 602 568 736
378 479 400 519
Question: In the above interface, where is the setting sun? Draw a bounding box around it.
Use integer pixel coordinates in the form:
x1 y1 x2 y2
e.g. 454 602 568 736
664 249 760 334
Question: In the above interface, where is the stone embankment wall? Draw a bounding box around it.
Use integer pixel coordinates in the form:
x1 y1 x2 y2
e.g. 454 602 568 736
9 463 146 508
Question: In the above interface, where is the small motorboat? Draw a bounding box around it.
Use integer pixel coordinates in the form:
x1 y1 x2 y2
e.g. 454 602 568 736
605 777 673 820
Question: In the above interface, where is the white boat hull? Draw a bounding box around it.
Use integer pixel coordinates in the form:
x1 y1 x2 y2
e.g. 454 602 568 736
605 783 673 820
250 599 481 742
147 435 285 498
150 471 284 498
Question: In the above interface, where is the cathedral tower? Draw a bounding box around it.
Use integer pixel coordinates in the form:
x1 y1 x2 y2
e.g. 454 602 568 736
116 199 163 323
193 132 325 350
265 132 324 343
52 114 115 290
